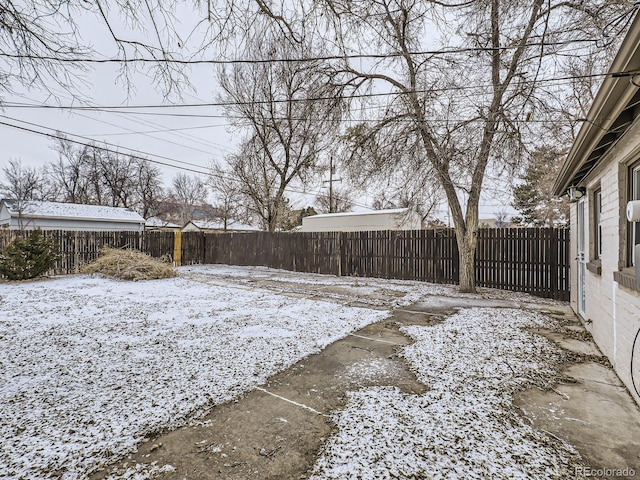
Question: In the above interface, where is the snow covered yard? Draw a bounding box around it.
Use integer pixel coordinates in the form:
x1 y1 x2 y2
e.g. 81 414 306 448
0 268 390 479
1 264 584 480
309 308 584 480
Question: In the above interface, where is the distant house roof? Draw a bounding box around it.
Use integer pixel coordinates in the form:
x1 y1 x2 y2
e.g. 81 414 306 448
182 220 261 232
145 217 180 228
2 200 145 224
309 208 408 219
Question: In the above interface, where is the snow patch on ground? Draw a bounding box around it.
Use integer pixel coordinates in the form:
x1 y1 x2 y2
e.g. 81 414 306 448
105 462 176 480
310 308 585 480
342 358 404 385
182 264 562 309
0 272 386 479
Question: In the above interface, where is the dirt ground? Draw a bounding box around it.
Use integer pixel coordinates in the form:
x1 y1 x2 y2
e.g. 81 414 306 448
92 272 640 480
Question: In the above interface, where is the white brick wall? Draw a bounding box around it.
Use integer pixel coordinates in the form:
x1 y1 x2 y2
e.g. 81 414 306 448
613 286 640 403
573 124 640 407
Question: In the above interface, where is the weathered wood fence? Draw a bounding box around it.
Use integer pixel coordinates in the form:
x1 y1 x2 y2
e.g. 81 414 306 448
0 230 147 275
0 227 570 300
179 228 570 300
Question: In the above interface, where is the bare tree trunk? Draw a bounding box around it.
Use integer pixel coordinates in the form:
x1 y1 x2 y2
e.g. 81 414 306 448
458 238 476 293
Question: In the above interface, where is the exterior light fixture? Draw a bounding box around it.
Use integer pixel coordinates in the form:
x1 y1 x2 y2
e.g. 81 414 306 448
567 186 586 202
626 200 640 222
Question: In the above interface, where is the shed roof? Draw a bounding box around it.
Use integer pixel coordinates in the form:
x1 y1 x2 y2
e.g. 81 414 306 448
145 217 180 228
307 208 408 220
2 200 145 223
184 220 261 231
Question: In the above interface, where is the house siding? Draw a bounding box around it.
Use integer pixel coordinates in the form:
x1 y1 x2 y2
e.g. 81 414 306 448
555 14 640 407
613 286 640 399
571 120 640 406
4 217 143 232
301 210 422 232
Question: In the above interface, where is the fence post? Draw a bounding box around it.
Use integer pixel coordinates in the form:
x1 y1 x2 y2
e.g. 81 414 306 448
202 233 207 264
339 232 346 277
173 231 182 266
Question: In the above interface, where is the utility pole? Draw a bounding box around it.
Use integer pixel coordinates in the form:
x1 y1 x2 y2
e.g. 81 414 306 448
323 156 341 213
329 156 334 213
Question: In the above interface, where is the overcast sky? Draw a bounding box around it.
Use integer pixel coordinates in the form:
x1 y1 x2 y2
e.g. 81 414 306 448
0 7 517 221
2 65 232 179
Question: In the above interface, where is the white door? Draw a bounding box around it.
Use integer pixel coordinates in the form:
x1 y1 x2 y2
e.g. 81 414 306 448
577 198 586 318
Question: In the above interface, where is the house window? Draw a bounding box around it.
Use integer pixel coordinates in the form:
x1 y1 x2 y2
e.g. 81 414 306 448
594 189 602 259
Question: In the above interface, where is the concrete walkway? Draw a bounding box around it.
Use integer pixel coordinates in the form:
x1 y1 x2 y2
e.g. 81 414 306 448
93 287 640 480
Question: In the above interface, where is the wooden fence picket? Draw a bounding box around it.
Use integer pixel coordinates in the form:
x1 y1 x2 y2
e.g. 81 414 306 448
0 227 570 300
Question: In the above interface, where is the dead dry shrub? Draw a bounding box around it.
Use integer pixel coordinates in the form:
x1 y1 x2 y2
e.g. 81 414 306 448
81 247 176 281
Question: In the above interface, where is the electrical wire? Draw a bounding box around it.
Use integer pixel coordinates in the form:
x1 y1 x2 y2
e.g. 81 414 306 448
598 1 640 48
632 326 640 399
0 38 600 66
61 110 220 157
90 124 222 136
0 115 372 210
2 67 635 119
1 102 581 124
0 116 211 175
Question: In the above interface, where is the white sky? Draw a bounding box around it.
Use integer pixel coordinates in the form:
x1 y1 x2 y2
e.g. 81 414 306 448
0 7 517 221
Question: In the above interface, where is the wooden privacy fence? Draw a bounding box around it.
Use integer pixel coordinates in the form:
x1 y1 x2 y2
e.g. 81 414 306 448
0 228 569 300
0 230 174 276
181 227 570 301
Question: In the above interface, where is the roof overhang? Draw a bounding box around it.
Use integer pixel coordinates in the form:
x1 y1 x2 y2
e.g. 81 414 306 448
553 13 640 196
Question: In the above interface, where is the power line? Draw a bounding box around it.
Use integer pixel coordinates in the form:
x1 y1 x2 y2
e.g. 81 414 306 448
89 124 222 136
0 115 370 209
0 38 599 66
0 101 597 125
3 68 636 114
8 86 238 155
70 110 221 157
0 115 211 175
0 112 518 213
0 104 570 121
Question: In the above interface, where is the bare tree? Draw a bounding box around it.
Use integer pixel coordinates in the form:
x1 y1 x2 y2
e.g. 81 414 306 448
344 123 441 223
1 1 183 99
316 188 354 214
216 31 343 231
494 210 511 228
0 1 311 102
50 138 91 204
171 173 208 225
0 158 47 228
133 158 164 219
1 159 44 202
220 139 292 231
208 163 244 230
320 0 627 292
96 150 135 208
48 136 164 215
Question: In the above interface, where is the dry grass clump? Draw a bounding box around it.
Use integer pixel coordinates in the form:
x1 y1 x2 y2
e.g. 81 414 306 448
81 247 176 281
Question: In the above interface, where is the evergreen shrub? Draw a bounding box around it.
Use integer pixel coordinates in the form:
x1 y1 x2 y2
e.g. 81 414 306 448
0 231 58 280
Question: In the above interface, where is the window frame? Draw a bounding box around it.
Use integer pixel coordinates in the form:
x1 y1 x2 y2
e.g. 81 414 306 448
594 188 602 260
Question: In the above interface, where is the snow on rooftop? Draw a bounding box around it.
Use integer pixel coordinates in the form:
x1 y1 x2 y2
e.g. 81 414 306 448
191 220 261 231
3 200 144 223
308 208 409 220
145 217 180 228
